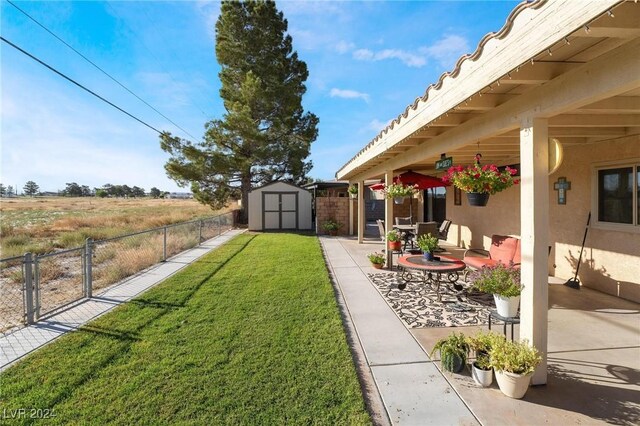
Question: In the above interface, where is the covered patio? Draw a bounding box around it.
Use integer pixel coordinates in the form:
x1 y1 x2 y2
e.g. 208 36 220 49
338 0 639 388
322 235 639 424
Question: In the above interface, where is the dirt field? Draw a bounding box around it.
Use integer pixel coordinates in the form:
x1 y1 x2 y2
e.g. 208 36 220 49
0 196 233 332
0 197 226 258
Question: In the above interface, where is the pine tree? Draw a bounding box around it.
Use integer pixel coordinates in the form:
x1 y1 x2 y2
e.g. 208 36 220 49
23 181 40 196
161 0 318 221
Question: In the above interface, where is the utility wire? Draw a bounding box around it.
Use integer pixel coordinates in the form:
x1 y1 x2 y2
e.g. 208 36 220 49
1 36 163 135
6 0 199 141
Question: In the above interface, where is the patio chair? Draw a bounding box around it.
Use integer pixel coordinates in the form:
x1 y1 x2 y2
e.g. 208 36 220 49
411 222 439 251
376 219 385 242
395 216 412 225
437 219 452 240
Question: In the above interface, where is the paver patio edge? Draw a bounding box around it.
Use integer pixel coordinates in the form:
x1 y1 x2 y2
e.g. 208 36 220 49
0 229 246 371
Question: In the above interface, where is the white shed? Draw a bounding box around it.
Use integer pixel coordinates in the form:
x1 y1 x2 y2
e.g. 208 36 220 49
248 182 312 231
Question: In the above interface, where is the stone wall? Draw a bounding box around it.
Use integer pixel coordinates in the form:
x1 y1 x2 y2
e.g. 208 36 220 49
316 197 350 235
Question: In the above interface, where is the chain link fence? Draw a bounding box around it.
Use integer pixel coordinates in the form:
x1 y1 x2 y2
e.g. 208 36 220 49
0 211 236 333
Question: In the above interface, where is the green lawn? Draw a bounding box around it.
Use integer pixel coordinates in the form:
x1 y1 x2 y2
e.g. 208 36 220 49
0 233 370 425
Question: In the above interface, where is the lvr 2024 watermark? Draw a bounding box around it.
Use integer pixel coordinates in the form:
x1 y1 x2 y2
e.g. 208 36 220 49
2 408 57 420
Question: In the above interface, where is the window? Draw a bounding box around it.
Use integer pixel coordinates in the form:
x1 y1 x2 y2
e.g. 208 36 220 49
595 163 639 228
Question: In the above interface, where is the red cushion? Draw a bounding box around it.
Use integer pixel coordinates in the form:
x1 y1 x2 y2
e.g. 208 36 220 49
464 256 498 270
513 239 521 265
489 235 518 264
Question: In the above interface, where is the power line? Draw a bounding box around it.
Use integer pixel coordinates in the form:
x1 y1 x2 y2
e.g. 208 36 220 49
6 0 199 141
1 35 163 135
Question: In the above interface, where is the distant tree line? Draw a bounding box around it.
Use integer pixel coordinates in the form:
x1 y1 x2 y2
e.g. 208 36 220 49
0 182 170 198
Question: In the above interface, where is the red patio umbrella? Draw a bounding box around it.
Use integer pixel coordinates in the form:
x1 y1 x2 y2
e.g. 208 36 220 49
369 171 448 190
369 171 448 223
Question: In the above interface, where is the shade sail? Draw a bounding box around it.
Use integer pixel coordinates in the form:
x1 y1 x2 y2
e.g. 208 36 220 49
369 171 448 190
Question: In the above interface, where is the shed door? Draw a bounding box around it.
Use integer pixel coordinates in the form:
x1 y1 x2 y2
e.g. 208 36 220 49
263 192 298 230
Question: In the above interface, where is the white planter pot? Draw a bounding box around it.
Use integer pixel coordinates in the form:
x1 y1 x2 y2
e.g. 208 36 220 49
494 294 520 318
495 370 533 399
472 363 493 387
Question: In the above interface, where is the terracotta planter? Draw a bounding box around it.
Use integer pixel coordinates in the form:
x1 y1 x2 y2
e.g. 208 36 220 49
467 192 490 206
372 263 384 269
495 370 533 399
472 362 493 387
388 240 402 251
494 294 520 318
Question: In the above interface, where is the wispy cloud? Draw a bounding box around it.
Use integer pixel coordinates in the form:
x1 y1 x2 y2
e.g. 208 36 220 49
367 118 391 133
329 88 370 102
420 34 470 68
335 40 355 54
351 34 469 69
353 48 426 68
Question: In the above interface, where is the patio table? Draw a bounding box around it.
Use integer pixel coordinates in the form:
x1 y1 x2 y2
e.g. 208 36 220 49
396 255 466 301
393 224 417 250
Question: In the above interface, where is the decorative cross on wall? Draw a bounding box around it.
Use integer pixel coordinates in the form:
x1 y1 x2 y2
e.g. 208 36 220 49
554 177 571 205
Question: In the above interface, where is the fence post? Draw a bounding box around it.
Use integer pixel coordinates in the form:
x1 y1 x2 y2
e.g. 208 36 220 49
163 226 167 261
33 256 41 321
217 216 222 236
85 238 93 298
199 220 203 244
23 253 35 325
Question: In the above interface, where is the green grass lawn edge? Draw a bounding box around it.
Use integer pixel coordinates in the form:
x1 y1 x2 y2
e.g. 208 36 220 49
0 233 370 425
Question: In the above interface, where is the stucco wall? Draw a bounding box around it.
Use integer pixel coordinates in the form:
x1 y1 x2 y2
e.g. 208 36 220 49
445 136 640 302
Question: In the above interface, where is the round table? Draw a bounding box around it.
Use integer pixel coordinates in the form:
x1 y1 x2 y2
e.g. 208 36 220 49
396 255 466 301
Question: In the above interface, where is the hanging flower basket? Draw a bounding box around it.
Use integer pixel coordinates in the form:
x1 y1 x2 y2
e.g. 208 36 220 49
467 192 490 206
442 156 519 207
383 181 417 201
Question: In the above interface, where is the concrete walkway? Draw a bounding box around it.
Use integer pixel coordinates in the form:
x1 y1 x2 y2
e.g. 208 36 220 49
0 229 245 371
320 236 478 425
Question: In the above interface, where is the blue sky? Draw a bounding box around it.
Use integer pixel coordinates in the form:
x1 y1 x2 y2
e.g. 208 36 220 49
1 0 518 193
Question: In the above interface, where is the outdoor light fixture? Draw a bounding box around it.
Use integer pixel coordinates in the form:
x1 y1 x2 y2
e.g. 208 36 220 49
548 138 564 175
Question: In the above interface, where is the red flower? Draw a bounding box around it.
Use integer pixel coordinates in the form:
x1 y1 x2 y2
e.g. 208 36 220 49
514 179 520 185
474 173 481 179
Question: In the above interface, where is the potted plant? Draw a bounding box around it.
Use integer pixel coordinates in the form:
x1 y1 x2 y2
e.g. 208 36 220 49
348 184 358 199
417 233 439 261
430 332 469 374
386 230 402 251
490 338 542 399
466 331 501 387
471 263 522 318
322 219 342 236
383 181 417 204
441 155 520 206
367 252 385 269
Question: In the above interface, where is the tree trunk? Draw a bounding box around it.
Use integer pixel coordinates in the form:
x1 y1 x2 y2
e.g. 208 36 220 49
239 171 252 224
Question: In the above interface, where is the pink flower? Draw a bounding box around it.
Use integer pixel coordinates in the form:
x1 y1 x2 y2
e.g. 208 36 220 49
490 165 498 172
482 165 489 172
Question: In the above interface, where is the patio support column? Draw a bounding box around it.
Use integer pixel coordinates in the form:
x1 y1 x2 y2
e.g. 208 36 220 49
385 170 394 267
348 183 354 236
520 116 549 385
357 180 365 243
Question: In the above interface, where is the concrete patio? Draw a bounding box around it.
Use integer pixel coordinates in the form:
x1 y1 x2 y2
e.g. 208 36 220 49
321 233 640 425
